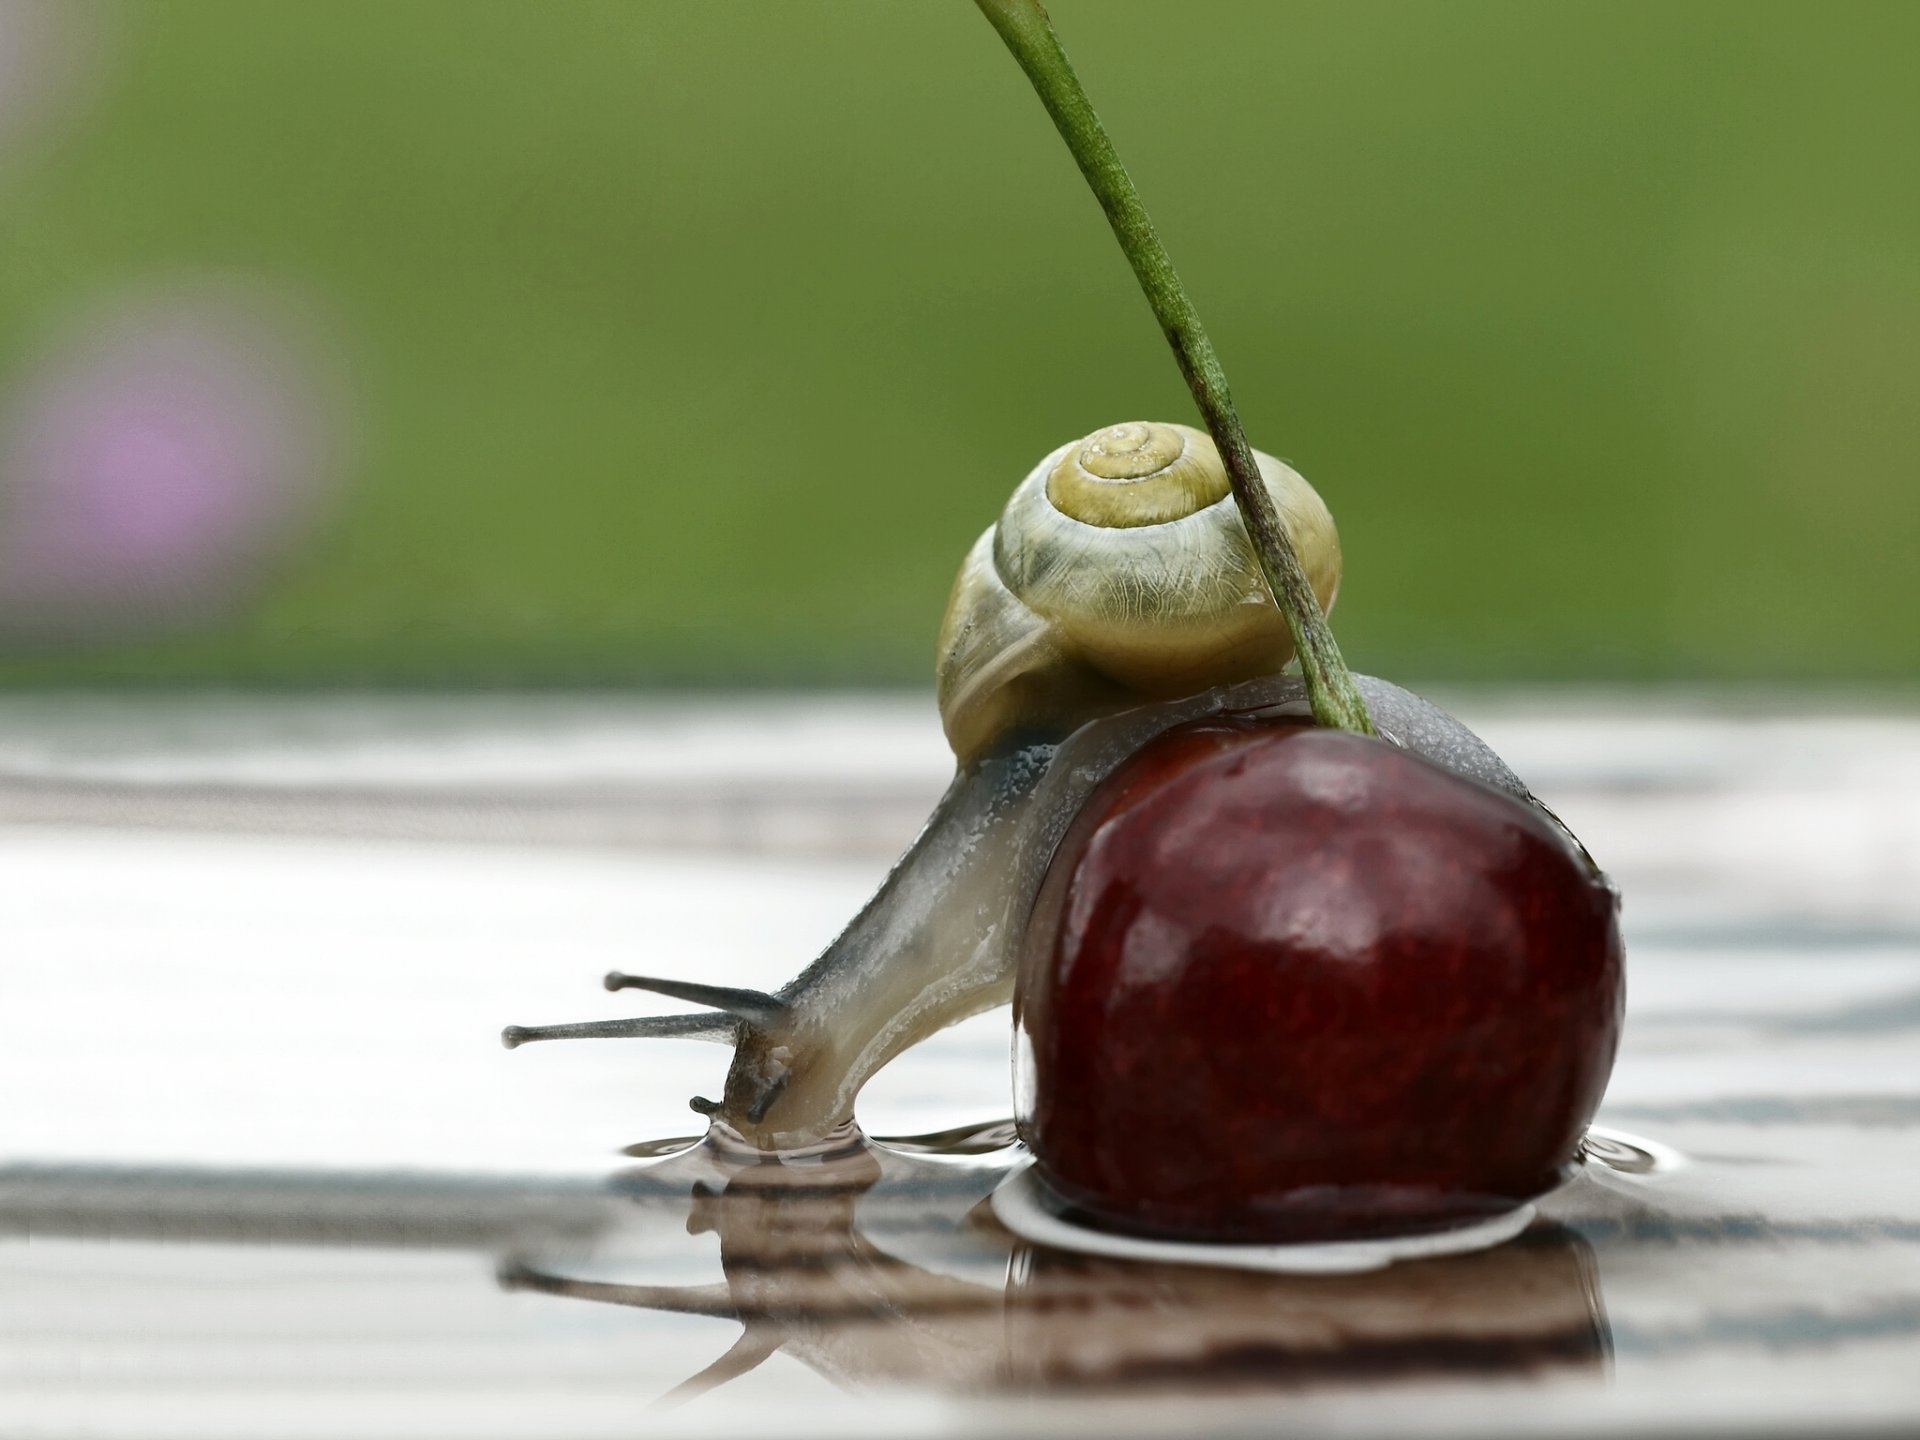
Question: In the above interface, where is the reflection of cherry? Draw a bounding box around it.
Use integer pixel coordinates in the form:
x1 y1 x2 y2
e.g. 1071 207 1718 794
1019 721 1625 1244
499 1138 1609 1401
1004 1223 1610 1389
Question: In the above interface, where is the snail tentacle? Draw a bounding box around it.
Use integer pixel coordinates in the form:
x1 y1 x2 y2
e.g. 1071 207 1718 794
603 973 790 1031
499 1012 739 1049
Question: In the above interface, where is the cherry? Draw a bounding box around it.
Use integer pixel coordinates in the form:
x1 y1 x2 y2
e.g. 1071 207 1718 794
1016 718 1623 1245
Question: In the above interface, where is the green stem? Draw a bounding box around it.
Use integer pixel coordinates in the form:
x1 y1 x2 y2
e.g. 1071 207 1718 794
974 0 1372 736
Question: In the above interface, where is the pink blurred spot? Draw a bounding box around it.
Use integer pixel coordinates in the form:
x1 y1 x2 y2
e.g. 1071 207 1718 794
0 284 349 645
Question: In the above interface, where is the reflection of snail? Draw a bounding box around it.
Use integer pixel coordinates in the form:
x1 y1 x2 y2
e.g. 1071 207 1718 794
504 423 1536 1153
499 1142 1610 1400
506 1145 1001 1403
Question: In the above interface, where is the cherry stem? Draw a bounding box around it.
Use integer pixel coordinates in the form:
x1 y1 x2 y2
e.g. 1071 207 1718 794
974 0 1373 736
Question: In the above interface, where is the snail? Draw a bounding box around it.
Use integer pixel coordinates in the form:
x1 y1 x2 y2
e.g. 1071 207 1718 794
503 421 1546 1155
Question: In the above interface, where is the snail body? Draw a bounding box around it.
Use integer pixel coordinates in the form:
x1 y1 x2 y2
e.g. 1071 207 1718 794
705 670 1534 1150
505 424 1549 1154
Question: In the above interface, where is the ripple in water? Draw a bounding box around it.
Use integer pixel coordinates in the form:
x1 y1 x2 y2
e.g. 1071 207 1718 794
991 1122 1688 1274
620 1134 704 1159
872 1118 1021 1155
621 1117 1024 1161
1581 1124 1687 1178
615 1117 1686 1257
990 1165 1539 1274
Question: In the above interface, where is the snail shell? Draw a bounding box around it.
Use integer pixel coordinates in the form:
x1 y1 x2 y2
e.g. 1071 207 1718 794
936 421 1341 764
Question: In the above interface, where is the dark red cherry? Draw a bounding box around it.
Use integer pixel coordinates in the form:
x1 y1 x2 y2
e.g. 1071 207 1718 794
1016 719 1623 1244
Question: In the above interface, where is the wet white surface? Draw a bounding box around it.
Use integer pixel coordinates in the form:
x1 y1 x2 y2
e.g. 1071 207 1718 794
3 691 1920 1438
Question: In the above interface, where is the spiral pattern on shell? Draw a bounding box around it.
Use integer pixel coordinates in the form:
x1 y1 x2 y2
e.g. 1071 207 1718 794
936 421 1341 763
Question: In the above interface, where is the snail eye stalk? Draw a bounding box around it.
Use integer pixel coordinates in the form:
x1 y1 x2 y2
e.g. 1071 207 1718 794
602 972 790 1031
499 1012 738 1049
500 974 788 1050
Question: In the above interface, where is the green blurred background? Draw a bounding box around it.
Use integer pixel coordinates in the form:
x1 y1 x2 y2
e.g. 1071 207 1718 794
1 0 1915 688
